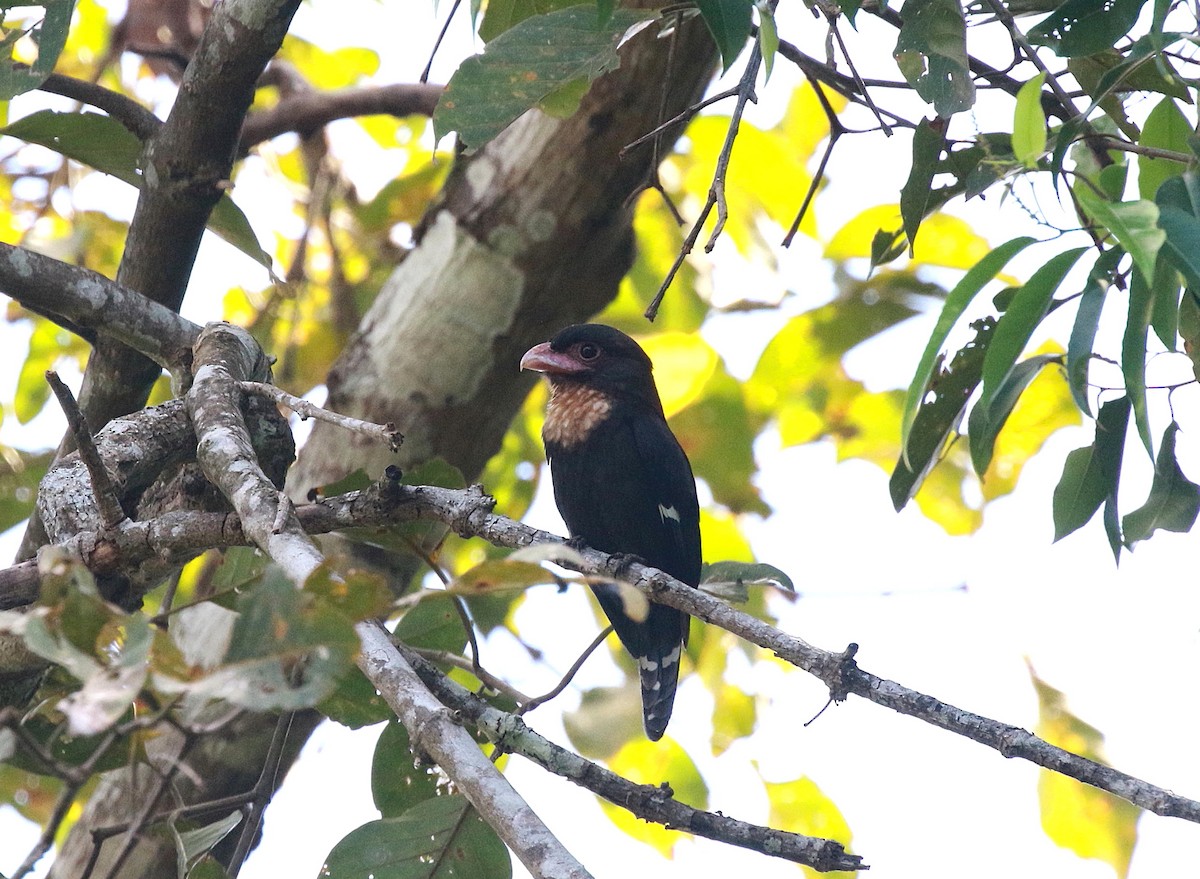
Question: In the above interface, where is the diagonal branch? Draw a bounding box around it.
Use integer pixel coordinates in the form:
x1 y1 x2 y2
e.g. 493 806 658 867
398 644 864 872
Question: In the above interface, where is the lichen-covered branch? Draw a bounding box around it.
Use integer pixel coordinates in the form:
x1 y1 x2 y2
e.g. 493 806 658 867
398 645 864 872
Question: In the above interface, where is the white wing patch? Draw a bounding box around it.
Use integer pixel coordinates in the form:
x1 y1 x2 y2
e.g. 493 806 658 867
658 503 680 524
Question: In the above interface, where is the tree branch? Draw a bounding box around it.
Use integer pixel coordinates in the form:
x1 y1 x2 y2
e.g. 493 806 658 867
11 471 1197 824
398 644 865 872
0 243 198 378
239 83 443 149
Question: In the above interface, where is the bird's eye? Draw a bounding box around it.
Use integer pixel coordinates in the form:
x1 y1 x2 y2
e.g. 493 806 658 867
578 343 601 361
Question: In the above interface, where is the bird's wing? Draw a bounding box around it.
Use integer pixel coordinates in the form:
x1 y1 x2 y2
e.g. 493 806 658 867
629 414 702 588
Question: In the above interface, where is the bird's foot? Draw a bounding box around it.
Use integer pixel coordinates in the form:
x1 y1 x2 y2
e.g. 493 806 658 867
608 551 647 580
564 535 590 553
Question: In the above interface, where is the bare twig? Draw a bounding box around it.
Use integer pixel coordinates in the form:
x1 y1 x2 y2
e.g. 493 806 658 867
519 624 613 715
93 735 199 879
421 0 462 84
645 43 762 321
408 646 533 704
45 372 126 529
782 80 843 247
240 382 402 452
824 13 891 135
225 712 294 877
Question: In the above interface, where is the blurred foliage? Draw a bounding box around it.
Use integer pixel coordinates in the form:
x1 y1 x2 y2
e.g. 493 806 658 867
1031 666 1141 878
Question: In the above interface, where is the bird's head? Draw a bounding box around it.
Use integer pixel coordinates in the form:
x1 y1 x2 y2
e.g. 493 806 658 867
520 324 663 415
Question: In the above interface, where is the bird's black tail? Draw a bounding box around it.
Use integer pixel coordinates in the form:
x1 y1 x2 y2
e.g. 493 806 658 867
637 619 683 741
593 585 688 741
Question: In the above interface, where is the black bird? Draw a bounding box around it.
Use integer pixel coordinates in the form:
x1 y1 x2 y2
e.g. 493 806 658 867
521 324 702 741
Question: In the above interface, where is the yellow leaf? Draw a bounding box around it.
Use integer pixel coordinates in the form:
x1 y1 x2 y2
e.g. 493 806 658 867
825 206 991 271
600 737 708 857
1030 666 1141 877
699 509 753 563
762 775 856 879
910 213 992 270
711 683 755 755
825 204 903 261
637 332 719 418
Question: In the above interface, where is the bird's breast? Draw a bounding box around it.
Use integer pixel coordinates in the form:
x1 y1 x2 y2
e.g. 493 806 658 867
543 382 613 448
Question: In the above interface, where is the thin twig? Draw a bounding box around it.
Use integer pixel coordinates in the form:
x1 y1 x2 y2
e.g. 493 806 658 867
704 43 762 252
825 14 891 136
95 735 199 879
645 44 762 321
421 0 462 84
782 79 844 247
519 625 613 714
45 371 126 528
225 712 294 877
11 775 84 878
981 0 1077 113
240 381 402 452
620 87 740 156
408 646 533 704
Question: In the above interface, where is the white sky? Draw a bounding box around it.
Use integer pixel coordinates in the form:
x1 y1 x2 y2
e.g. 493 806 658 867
2 2 1199 878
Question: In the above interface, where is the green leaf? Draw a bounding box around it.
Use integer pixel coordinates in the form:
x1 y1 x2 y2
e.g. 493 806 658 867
901 236 1036 454
434 6 658 149
893 318 991 510
172 811 243 877
900 118 944 255
0 447 51 532
755 0 778 81
1012 73 1047 168
968 353 1061 475
322 795 512 879
1027 0 1147 57
318 667 393 729
1 110 273 272
563 685 643 759
893 0 975 118
695 0 753 71
2 110 142 185
159 569 359 711
1073 188 1164 287
1123 422 1200 544
478 0 581 42
1138 98 1190 202
1156 173 1200 290
393 599 468 654
58 614 153 737
371 720 441 818
1066 248 1121 415
0 1 75 99
1149 261 1181 350
979 248 1088 423
700 561 794 594
1052 396 1130 541
1123 268 1154 457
